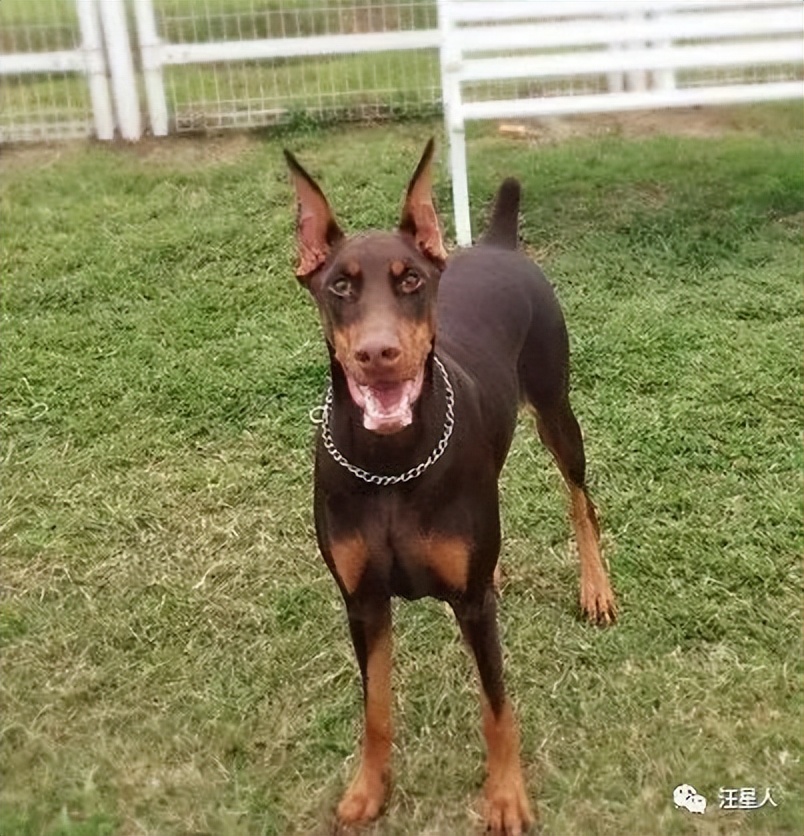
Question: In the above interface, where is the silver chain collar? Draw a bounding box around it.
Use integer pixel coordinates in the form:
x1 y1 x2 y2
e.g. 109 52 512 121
310 355 455 486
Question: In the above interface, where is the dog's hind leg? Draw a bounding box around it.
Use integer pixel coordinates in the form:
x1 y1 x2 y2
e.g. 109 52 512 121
531 395 617 625
517 304 616 625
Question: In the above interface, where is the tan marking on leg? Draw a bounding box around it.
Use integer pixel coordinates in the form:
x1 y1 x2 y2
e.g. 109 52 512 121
420 535 470 590
492 563 502 594
570 485 617 625
481 697 535 835
330 535 369 595
337 613 392 824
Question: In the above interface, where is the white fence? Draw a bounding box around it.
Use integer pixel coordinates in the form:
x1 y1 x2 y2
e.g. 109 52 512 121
439 0 804 243
0 0 115 141
1 0 802 144
1 0 441 142
133 0 440 136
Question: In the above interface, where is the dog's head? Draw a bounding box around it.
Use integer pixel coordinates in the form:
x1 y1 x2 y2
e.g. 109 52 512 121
284 140 447 435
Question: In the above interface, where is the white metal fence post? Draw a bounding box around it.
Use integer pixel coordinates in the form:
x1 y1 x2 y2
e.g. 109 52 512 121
649 11 676 92
133 0 169 137
437 0 472 246
98 0 142 139
75 0 114 140
625 10 648 92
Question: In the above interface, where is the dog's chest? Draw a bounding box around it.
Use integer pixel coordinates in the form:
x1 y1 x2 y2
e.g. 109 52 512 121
324 491 471 601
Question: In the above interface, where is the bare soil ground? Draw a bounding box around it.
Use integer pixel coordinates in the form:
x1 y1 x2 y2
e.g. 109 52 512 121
1 103 795 174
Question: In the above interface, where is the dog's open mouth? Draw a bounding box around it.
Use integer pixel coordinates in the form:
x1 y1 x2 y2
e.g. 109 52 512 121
345 368 425 434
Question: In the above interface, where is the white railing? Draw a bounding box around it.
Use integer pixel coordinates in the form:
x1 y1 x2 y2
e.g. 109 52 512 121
132 0 440 137
439 0 804 244
1 0 440 141
0 0 114 141
2 0 801 145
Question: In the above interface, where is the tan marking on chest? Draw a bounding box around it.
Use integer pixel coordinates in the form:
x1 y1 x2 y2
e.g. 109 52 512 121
330 535 370 594
419 535 471 590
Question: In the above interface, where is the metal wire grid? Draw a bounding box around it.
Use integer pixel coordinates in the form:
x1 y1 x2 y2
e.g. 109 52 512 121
153 0 442 133
1 1 801 142
457 15 804 106
0 0 94 142
156 0 437 41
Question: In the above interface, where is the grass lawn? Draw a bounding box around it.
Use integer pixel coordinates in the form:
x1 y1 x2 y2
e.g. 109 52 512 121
1 104 802 836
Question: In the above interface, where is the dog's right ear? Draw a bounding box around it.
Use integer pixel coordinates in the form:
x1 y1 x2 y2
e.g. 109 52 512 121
284 150 344 284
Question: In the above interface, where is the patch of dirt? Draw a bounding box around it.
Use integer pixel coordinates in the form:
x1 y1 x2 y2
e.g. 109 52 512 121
1 103 797 173
0 132 260 174
496 105 788 143
776 209 804 231
127 131 260 169
0 141 83 173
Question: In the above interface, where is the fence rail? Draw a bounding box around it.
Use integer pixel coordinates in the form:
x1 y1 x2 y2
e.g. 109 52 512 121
134 0 441 137
0 0 802 144
0 0 114 141
438 0 804 243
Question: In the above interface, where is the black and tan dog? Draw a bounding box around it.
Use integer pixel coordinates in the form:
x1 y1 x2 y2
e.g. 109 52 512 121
284 140 616 834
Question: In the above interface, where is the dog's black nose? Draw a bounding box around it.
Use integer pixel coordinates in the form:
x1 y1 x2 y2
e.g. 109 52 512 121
354 338 402 368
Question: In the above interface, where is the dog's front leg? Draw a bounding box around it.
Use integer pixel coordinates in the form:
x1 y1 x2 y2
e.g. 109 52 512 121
337 597 393 825
453 589 535 835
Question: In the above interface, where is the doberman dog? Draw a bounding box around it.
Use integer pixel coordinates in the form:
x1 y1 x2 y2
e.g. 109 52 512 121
284 140 616 835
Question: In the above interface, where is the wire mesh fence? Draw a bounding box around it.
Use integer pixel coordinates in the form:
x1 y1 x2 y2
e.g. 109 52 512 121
0 0 802 143
0 0 95 142
152 0 442 133
0 0 444 141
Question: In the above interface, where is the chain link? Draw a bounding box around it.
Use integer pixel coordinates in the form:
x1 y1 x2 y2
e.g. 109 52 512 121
311 355 455 486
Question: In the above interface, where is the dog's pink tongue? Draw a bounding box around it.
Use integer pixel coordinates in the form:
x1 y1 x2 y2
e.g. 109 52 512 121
362 383 414 432
345 373 424 434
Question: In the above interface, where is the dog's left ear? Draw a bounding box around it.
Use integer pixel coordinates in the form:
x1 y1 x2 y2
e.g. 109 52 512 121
399 138 447 268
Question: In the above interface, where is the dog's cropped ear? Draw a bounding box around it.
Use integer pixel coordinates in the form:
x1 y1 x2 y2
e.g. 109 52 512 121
399 138 447 268
284 150 344 284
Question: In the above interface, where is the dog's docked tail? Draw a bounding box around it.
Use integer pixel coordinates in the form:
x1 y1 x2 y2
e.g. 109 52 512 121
477 177 520 250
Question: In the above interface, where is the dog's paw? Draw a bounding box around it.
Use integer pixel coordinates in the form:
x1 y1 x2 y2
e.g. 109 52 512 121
336 767 387 826
580 575 617 626
483 773 535 835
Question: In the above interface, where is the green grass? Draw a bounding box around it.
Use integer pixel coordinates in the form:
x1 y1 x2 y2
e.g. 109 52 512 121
1 105 802 836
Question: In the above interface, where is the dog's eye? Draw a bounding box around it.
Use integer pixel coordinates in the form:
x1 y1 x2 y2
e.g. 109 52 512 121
330 277 355 298
398 272 424 294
